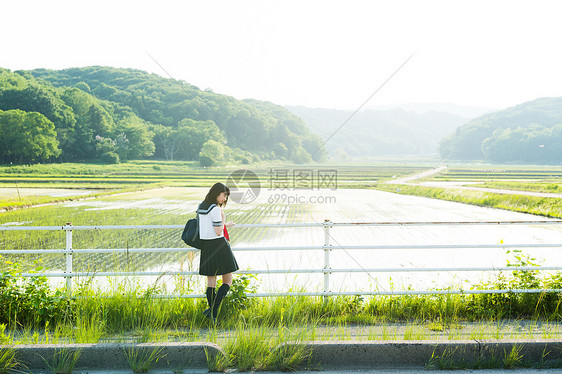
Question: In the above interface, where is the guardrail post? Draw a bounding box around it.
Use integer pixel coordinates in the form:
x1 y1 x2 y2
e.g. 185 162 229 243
323 219 333 299
64 222 73 293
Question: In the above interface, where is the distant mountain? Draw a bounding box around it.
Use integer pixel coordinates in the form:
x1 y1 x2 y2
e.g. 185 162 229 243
370 103 496 119
286 106 470 158
440 97 562 163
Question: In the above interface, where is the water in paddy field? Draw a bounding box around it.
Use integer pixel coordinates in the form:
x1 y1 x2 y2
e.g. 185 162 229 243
226 188 562 294
3 186 562 294
136 187 562 294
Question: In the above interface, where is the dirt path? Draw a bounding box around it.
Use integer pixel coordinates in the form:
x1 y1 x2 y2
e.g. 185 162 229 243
384 165 448 184
388 166 562 199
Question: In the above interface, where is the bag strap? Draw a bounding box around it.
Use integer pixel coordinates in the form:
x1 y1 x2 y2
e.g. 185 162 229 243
196 203 217 222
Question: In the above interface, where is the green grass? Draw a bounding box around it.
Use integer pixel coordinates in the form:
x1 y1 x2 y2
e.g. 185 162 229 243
479 180 562 193
377 183 562 218
42 348 83 374
3 268 562 338
124 346 165 373
0 347 18 374
433 164 562 181
2 269 562 371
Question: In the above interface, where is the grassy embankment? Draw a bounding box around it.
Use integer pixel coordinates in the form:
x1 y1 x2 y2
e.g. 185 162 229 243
377 165 562 218
2 263 562 371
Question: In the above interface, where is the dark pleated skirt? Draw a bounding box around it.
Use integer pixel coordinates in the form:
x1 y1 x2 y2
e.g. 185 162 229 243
199 237 239 276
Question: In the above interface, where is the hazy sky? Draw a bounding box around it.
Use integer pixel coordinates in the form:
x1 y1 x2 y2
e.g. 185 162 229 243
2 0 562 111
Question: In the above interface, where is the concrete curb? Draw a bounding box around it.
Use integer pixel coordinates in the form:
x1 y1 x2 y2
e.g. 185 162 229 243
3 340 562 370
284 339 562 368
1 343 224 370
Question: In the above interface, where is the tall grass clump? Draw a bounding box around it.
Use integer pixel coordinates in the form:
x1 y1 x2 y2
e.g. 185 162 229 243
365 292 466 325
73 278 203 337
217 321 313 371
42 348 82 374
124 346 165 373
0 347 19 374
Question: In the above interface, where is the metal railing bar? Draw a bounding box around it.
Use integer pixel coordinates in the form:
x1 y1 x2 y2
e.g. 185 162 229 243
331 220 562 227
0 226 69 231
17 265 562 278
2 243 560 256
2 220 561 232
326 244 562 250
2 220 562 298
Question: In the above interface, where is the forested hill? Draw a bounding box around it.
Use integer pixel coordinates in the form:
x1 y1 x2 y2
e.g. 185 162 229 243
0 66 326 164
286 106 467 158
439 97 562 163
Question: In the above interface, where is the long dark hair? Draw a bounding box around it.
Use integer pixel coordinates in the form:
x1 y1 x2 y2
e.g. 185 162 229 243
204 182 230 207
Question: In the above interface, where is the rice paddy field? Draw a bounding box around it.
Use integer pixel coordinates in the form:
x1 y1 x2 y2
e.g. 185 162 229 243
0 161 430 291
2 161 562 296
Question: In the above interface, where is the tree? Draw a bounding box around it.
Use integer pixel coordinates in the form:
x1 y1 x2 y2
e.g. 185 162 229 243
114 115 155 160
0 85 76 160
0 109 60 164
26 66 327 163
174 119 224 161
199 139 225 167
60 88 115 160
291 147 312 164
95 135 119 163
302 134 328 162
74 81 91 92
150 124 176 160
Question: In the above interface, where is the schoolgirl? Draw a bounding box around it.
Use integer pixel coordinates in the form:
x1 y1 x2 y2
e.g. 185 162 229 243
198 182 238 321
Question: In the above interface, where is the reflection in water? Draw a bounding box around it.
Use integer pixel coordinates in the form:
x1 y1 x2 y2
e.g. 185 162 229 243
11 187 562 294
159 189 562 293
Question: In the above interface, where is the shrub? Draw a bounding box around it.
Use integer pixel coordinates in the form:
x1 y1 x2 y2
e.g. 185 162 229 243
0 259 72 326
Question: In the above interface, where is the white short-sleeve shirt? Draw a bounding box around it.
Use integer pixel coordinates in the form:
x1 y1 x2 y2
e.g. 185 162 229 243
199 205 224 240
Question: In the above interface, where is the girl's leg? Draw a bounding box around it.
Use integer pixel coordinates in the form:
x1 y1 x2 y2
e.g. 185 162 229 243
221 272 233 287
204 276 217 320
213 273 233 318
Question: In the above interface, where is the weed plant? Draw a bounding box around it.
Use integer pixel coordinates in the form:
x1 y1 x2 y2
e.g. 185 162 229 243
2 255 562 333
124 346 165 373
42 348 82 374
0 347 18 374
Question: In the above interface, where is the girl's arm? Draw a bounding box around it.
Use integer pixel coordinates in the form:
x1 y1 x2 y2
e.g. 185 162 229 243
213 209 234 236
214 221 224 236
214 209 234 235
213 207 224 236
223 209 235 227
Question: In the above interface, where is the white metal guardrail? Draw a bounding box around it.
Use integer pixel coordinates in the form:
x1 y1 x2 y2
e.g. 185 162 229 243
1 220 562 298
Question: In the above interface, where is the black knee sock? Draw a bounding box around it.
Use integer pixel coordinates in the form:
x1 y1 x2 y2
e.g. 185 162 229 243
213 284 230 317
206 287 216 310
